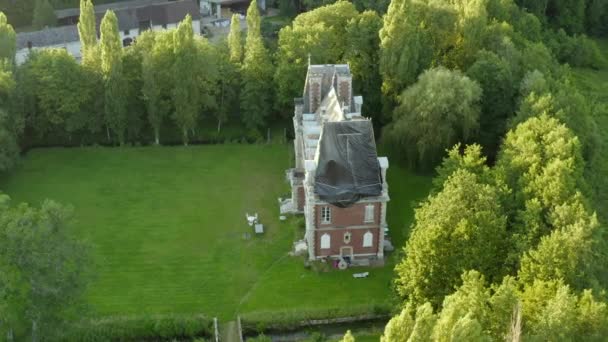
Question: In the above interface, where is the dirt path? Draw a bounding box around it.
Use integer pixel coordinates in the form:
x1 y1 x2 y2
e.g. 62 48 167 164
220 320 240 342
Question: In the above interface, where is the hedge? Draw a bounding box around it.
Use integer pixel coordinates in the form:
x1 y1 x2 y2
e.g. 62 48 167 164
62 314 213 341
240 304 391 335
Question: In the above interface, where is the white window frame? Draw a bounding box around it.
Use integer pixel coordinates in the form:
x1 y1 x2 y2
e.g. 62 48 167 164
321 233 331 249
343 232 352 244
363 231 373 248
321 206 331 224
364 204 375 223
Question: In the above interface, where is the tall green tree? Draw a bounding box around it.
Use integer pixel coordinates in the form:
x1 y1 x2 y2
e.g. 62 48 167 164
466 50 516 158
379 0 457 105
274 1 359 114
227 14 243 64
384 67 482 169
100 10 128 144
17 49 91 138
172 15 201 145
396 169 508 308
32 0 56 29
344 10 383 125
240 0 273 134
141 30 172 145
214 40 239 133
77 0 99 68
0 12 15 63
0 60 18 171
0 197 93 341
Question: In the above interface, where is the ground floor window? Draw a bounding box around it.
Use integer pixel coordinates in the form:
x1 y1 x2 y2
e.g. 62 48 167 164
321 233 330 249
363 231 373 247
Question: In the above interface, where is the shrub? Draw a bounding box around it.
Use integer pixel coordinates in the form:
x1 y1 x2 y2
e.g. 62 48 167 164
63 314 213 341
240 305 391 335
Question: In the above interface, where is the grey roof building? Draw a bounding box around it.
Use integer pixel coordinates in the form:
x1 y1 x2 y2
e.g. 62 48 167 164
16 25 80 50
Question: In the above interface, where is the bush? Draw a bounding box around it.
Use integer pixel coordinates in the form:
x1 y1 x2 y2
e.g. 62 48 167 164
63 314 213 341
240 305 391 335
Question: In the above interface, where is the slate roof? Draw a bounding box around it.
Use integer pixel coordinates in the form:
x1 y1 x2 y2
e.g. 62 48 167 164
16 25 80 49
314 120 382 207
59 0 201 31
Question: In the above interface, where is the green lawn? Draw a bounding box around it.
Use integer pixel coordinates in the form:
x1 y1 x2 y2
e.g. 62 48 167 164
0 144 431 321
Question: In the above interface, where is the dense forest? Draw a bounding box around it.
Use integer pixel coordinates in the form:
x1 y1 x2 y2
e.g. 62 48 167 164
1 0 608 340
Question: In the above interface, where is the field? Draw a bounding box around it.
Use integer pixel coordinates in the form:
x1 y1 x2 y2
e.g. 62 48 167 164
0 144 432 321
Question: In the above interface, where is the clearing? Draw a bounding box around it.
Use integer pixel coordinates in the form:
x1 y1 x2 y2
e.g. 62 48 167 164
0 144 432 320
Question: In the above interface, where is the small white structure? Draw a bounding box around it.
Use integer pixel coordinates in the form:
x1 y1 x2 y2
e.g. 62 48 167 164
245 213 258 226
255 224 264 234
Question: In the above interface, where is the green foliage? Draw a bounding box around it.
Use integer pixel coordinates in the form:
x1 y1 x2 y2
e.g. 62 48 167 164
384 67 482 168
0 12 16 63
466 50 516 157
32 0 56 29
16 49 92 136
396 169 508 307
274 1 359 113
0 196 93 339
0 60 18 171
77 0 99 68
228 14 243 64
100 10 128 144
64 314 213 341
241 0 273 132
544 29 606 69
341 330 355 342
344 10 383 125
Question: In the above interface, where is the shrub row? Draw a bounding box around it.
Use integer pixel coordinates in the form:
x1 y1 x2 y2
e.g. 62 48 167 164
62 314 213 341
240 304 391 335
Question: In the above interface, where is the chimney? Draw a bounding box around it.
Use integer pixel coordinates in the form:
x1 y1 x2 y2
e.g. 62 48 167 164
308 75 322 113
337 74 352 110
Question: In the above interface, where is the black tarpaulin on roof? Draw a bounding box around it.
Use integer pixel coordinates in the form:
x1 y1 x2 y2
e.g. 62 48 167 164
315 120 382 208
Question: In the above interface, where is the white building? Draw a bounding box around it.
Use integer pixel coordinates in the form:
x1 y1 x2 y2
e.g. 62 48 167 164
15 0 202 65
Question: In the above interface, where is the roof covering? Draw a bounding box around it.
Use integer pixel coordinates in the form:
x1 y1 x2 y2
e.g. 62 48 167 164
58 0 201 31
16 25 79 49
55 0 168 19
315 120 382 207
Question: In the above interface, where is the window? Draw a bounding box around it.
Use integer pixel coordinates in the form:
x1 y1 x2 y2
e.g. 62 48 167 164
364 204 375 223
343 232 351 244
321 233 330 249
124 29 130 36
363 231 373 248
321 206 331 224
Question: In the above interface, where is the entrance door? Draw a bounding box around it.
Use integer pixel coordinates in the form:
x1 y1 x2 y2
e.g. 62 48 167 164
340 246 353 259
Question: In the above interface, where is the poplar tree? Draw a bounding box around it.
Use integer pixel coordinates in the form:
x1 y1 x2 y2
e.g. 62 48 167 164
100 10 127 144
240 0 273 134
227 14 242 64
77 0 99 68
0 12 16 63
172 15 200 145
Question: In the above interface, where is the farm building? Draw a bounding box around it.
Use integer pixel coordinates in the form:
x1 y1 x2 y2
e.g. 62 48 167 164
285 63 390 264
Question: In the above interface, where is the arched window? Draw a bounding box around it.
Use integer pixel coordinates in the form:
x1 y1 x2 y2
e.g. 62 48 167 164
363 231 373 248
321 233 330 249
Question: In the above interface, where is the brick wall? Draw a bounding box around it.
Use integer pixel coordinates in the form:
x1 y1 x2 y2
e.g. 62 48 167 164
315 227 380 257
315 202 381 228
297 186 305 212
